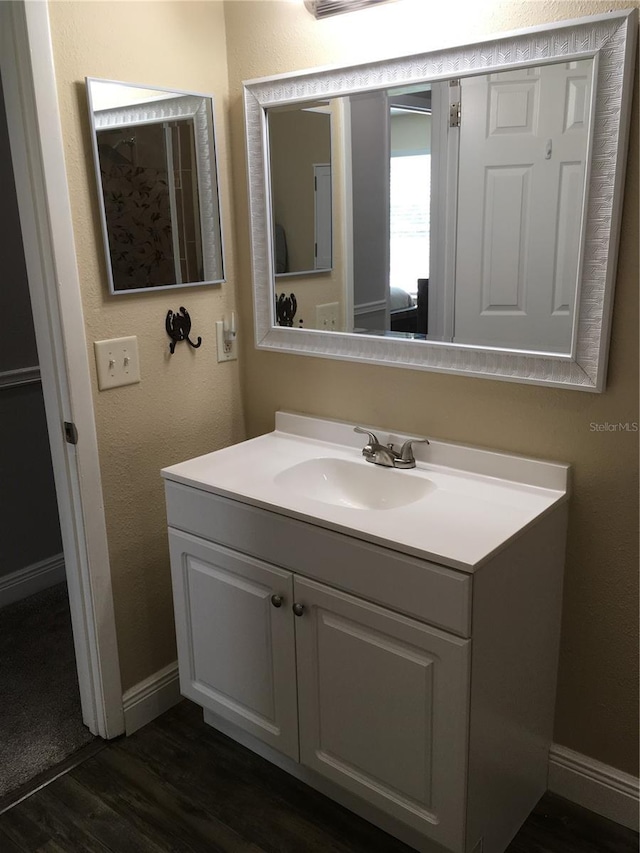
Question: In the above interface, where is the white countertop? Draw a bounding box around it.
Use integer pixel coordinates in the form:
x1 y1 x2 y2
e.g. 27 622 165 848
162 412 569 571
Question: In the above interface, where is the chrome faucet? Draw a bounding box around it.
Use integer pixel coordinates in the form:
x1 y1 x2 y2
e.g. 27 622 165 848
354 427 429 469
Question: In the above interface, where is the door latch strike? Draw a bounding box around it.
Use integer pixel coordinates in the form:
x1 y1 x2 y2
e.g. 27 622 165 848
64 421 79 445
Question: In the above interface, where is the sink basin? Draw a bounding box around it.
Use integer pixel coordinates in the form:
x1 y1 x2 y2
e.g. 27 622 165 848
162 411 570 569
274 457 435 510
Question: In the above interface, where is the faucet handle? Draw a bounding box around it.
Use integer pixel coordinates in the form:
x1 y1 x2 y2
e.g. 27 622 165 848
354 426 381 460
398 437 429 463
354 426 380 446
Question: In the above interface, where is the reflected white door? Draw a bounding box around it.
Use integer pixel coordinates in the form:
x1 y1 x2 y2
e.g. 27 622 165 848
314 163 332 270
454 61 593 352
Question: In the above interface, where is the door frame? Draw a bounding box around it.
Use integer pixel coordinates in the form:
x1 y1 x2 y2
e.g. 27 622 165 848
0 0 124 738
313 162 332 271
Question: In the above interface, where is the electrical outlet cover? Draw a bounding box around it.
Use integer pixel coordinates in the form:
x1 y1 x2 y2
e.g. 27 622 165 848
215 321 237 362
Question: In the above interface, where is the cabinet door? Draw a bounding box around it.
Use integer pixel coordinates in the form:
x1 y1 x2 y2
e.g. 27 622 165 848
169 529 299 760
294 576 470 853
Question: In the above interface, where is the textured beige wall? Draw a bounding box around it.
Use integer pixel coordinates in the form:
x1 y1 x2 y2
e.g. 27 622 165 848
271 100 347 329
270 109 330 271
225 0 639 775
48 1 244 691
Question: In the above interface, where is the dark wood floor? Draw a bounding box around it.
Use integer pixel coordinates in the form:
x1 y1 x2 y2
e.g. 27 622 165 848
0 700 636 852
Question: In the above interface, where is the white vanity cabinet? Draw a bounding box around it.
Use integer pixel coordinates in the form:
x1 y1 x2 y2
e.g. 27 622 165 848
163 413 570 853
168 523 470 852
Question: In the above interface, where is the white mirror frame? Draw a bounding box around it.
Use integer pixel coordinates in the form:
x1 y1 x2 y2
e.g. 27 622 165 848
87 78 225 295
244 9 636 392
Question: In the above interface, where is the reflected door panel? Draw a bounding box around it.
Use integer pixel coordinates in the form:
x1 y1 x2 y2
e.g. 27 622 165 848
454 61 592 352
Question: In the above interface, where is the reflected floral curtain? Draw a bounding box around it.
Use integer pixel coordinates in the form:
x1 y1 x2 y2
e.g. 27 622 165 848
101 164 175 289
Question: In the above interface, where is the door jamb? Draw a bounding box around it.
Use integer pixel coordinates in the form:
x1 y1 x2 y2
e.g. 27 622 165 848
0 0 124 739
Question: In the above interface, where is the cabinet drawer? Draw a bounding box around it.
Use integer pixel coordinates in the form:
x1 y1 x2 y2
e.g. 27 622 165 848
165 481 471 637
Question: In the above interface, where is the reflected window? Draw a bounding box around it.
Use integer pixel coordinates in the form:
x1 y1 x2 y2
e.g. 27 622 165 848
389 153 430 301
389 103 431 307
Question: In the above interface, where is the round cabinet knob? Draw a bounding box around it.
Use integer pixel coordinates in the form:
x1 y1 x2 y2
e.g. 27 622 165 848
270 594 283 608
292 602 305 617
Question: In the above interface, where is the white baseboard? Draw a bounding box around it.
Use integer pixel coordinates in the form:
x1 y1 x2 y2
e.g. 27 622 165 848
120 663 640 834
122 661 182 735
549 744 639 831
0 553 66 609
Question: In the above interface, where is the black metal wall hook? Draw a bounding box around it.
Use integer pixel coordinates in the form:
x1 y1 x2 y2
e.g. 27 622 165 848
166 307 202 354
276 292 297 327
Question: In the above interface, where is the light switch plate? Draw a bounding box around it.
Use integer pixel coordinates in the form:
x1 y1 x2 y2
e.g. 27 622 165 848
94 336 140 390
316 302 339 331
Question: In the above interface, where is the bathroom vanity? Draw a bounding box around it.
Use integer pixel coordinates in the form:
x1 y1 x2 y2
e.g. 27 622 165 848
162 413 570 853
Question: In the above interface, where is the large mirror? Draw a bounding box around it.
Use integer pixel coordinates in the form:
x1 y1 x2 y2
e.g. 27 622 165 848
244 9 636 391
86 78 225 295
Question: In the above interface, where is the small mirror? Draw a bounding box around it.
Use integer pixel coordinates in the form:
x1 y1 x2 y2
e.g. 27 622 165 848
86 78 225 294
268 103 333 277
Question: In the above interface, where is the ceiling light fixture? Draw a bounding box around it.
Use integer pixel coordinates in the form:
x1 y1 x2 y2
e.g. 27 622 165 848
304 0 397 19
